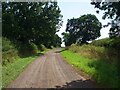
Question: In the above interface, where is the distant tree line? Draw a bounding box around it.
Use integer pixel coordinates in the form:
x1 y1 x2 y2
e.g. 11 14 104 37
2 2 62 48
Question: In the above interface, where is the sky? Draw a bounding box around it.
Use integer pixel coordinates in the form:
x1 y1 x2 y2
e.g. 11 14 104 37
56 1 111 47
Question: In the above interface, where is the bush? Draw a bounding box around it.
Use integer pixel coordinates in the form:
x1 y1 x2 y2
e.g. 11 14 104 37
2 37 15 52
108 37 120 49
51 46 54 49
91 38 120 61
91 37 120 49
2 37 18 65
38 44 46 51
91 38 110 47
29 42 38 54
17 42 38 57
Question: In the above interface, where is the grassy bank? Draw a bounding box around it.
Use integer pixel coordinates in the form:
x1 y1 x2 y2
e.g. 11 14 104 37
61 49 118 88
2 37 51 88
2 54 39 88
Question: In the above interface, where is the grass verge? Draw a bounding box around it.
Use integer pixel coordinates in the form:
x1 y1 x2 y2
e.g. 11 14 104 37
61 50 118 88
2 55 39 88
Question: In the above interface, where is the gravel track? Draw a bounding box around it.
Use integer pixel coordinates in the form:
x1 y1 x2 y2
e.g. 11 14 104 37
7 49 98 88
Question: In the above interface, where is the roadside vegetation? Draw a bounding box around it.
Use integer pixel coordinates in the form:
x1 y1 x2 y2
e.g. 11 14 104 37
2 37 50 88
2 1 120 89
61 38 119 88
61 1 120 88
2 55 38 88
2 2 62 88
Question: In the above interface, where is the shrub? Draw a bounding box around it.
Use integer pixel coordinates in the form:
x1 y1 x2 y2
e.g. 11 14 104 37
2 37 15 52
91 37 120 49
91 38 110 47
29 42 38 54
2 37 18 65
108 37 120 49
38 44 46 51
17 42 39 57
51 46 54 49
90 37 120 62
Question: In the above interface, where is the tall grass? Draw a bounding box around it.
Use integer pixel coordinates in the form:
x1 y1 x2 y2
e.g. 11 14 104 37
69 44 118 62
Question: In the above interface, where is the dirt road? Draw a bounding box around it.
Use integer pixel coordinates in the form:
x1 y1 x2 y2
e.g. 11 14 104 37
8 49 98 88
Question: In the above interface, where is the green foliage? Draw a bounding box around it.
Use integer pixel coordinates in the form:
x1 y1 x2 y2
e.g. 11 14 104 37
69 44 119 62
62 14 102 46
91 38 111 47
37 44 46 51
2 37 16 52
2 2 62 47
62 38 120 87
91 37 120 49
29 42 38 54
51 46 54 49
108 37 120 49
53 34 62 47
61 50 119 88
2 37 18 65
2 55 38 88
70 44 104 60
91 38 120 62
16 42 39 57
91 1 120 38
62 32 71 46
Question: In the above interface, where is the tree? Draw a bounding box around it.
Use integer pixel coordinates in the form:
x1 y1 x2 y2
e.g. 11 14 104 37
53 34 62 47
62 32 71 46
62 14 102 46
91 1 120 38
2 2 62 47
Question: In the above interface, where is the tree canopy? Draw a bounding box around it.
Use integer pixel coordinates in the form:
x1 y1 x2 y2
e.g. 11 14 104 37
2 2 62 47
62 14 102 46
91 1 120 38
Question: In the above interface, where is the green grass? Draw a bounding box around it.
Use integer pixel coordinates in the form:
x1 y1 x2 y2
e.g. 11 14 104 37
2 55 38 88
2 48 50 88
61 50 119 88
0 64 2 89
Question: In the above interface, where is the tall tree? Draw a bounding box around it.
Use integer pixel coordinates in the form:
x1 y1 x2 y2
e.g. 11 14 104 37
62 14 102 46
91 1 120 38
2 2 62 47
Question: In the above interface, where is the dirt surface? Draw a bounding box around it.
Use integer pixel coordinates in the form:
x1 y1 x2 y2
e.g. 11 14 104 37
7 48 99 88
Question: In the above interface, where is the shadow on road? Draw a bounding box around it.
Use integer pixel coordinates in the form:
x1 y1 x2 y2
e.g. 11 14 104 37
54 79 99 88
55 49 66 53
19 52 44 58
